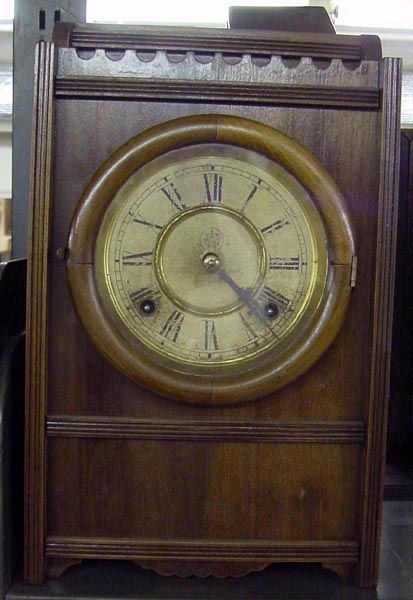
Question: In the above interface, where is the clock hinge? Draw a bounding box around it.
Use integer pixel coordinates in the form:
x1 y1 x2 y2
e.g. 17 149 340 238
350 256 358 288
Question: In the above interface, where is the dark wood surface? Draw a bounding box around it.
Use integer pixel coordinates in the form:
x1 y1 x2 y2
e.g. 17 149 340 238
25 25 400 588
0 260 26 597
0 259 27 349
388 129 413 460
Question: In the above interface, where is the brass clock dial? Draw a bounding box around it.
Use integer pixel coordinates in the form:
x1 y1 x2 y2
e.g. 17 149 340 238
67 115 354 404
96 146 327 370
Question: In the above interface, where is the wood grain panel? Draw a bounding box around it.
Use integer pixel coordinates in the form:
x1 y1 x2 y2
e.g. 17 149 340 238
47 438 361 541
48 102 377 421
359 57 402 588
24 41 55 584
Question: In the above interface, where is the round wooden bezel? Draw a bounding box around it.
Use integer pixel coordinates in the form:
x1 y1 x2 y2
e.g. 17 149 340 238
67 114 354 405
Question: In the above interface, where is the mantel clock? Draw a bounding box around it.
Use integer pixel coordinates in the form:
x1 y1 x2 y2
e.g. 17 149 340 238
25 22 400 588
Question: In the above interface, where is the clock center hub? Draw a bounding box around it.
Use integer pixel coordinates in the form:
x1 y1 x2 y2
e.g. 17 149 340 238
154 206 266 316
202 252 221 273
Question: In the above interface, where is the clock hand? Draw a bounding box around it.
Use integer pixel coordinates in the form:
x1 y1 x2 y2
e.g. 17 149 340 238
216 269 268 326
216 269 252 303
201 254 276 329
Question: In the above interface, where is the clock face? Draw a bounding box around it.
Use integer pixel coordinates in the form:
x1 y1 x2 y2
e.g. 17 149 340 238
95 145 328 372
67 114 353 403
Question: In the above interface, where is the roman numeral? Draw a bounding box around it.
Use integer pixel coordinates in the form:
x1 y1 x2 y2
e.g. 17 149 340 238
160 310 185 342
133 218 163 231
261 219 289 235
204 320 218 350
269 257 300 270
129 286 161 307
122 250 153 266
204 173 223 204
161 182 186 211
259 286 290 309
239 313 258 342
242 185 258 211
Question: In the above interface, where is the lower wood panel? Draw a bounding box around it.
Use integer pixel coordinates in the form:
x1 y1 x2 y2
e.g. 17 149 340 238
47 438 361 541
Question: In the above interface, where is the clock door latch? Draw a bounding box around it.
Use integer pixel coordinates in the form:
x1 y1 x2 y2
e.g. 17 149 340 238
350 255 358 288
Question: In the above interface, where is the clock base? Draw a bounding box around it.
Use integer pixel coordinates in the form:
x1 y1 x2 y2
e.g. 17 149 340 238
46 557 356 581
47 558 82 579
135 559 271 578
46 557 270 579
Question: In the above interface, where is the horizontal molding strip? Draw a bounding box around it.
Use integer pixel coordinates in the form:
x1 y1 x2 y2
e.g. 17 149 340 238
68 26 377 61
46 537 359 562
55 77 380 109
46 416 365 443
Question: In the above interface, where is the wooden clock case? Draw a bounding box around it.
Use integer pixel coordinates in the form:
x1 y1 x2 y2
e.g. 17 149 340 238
25 22 400 587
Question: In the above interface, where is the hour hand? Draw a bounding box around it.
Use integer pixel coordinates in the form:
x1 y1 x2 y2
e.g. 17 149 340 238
201 253 253 305
216 269 252 304
217 269 266 325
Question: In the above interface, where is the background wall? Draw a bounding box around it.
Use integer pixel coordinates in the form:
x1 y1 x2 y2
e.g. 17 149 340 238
0 23 12 259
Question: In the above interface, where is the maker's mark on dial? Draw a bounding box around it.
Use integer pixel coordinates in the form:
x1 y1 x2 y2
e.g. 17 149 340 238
199 226 224 251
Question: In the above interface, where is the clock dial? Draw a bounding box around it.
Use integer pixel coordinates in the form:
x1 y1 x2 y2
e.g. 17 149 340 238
95 145 328 370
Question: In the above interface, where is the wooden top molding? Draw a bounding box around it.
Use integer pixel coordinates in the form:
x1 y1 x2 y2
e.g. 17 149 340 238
53 22 382 61
56 49 380 90
55 47 380 110
54 25 381 111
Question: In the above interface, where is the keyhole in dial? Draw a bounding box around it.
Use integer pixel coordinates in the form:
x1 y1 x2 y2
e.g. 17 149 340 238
264 302 279 320
140 299 156 315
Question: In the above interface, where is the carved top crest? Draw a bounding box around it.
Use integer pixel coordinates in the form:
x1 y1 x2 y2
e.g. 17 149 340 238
53 21 382 62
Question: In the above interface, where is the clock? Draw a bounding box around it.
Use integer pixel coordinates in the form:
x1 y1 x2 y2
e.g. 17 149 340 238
25 23 400 588
67 114 353 404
